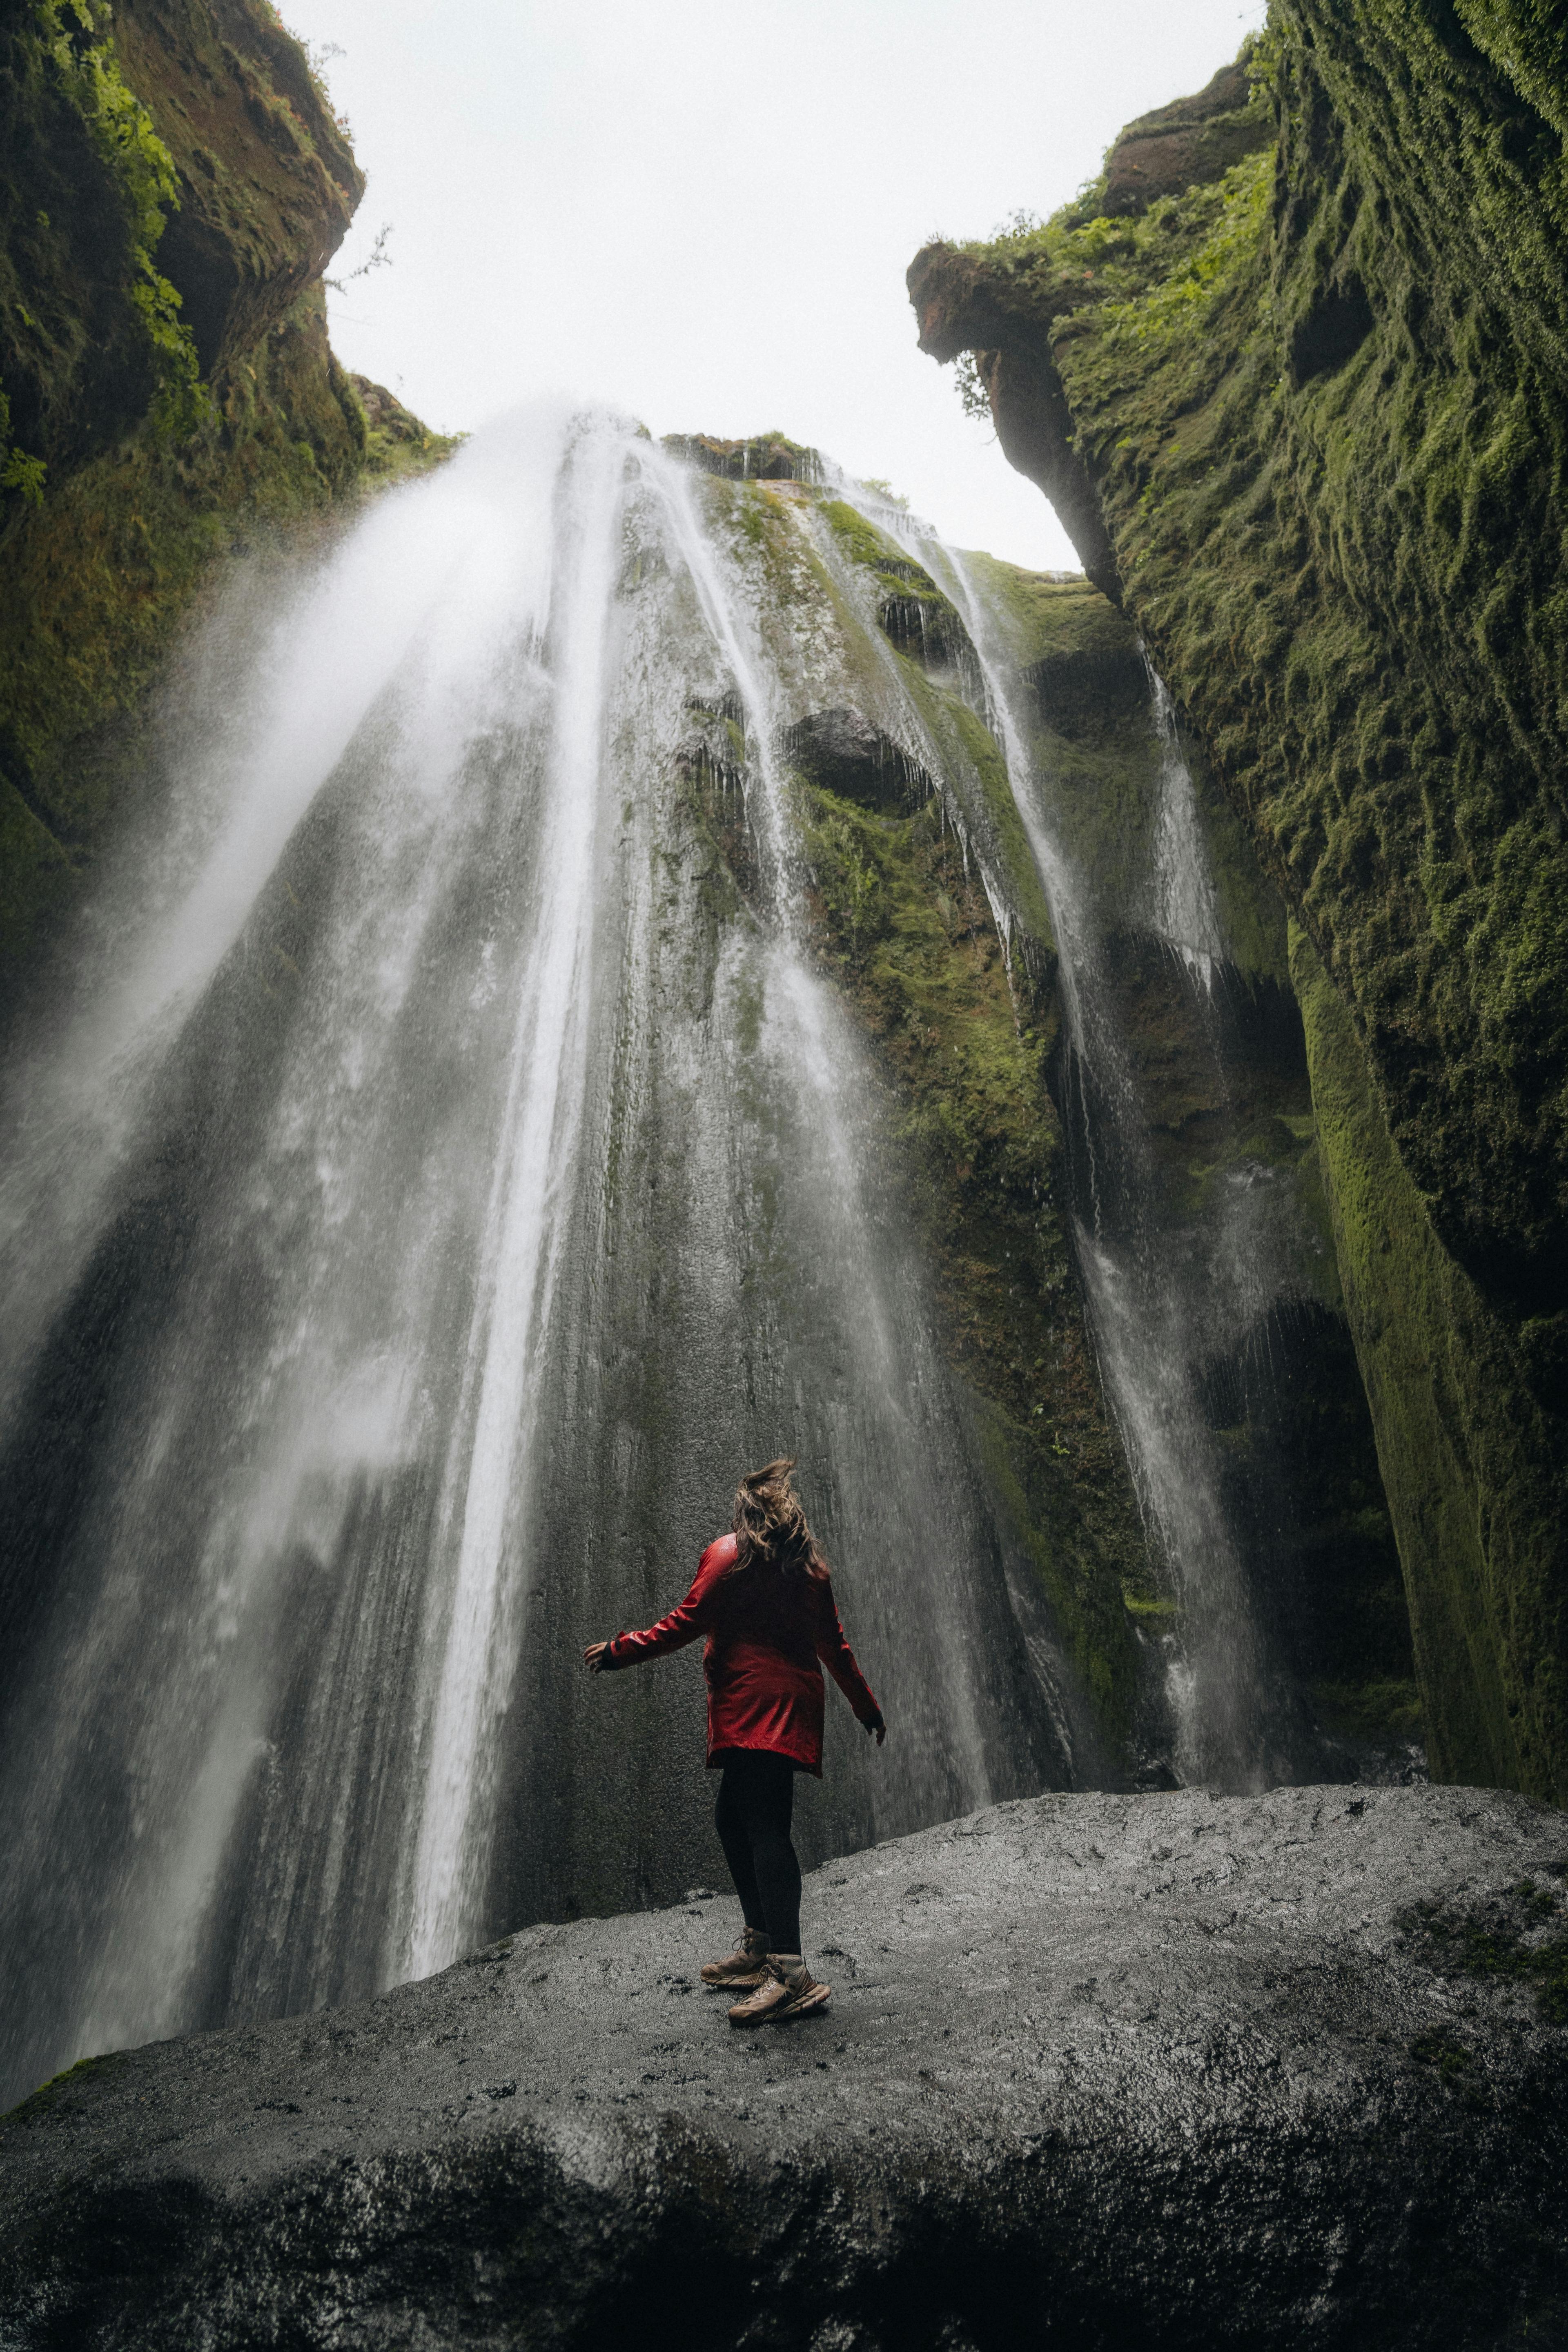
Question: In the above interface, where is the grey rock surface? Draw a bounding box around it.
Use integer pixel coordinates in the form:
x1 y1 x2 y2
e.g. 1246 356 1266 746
2 1783 1567 2350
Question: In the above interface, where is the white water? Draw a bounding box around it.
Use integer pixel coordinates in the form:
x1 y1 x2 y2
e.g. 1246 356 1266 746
1145 659 1226 992
923 541 1283 1788
0 410 1081 2106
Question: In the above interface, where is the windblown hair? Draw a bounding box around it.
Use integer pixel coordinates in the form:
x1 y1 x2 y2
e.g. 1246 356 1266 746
730 1457 830 1582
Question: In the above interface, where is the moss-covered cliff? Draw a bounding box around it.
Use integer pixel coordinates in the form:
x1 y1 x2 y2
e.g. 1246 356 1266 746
0 0 451 966
909 2 1568 1798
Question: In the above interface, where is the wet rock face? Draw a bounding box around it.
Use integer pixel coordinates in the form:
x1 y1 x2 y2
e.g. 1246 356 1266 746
112 0 362 379
4 1784 1566 2350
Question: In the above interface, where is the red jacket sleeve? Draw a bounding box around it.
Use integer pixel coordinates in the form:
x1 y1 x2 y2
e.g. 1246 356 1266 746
603 1541 728 1668
813 1579 882 1727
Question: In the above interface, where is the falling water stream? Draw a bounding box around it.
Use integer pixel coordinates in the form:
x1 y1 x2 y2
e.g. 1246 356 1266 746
921 549 1292 1789
0 410 1327 2107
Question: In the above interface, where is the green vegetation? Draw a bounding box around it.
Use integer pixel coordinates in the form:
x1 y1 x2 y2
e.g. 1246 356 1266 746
33 0 205 435
1312 1677 1422 1742
1 2050 124 2124
1407 2027 1475 2083
960 8 1568 1318
672 486 1157 1755
918 1 1568 1801
0 0 453 964
1295 923 1567 1798
0 293 454 962
792 770 1150 1737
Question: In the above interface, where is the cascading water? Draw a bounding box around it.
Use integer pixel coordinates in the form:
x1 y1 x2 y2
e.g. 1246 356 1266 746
0 410 1090 2108
914 540 1336 1792
1145 659 1225 995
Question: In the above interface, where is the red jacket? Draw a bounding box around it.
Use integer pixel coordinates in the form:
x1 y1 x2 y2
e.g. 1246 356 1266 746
602 1532 882 1774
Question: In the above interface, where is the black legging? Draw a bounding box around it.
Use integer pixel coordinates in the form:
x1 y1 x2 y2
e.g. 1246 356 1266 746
713 1750 802 1954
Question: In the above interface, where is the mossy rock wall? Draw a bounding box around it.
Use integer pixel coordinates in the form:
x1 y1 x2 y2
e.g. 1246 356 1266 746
758 469 1413 1767
0 0 452 969
1294 923 1566 1797
908 3 1568 1796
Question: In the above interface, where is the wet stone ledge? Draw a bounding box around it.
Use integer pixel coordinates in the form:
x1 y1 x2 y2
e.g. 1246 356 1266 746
2 1784 1566 2350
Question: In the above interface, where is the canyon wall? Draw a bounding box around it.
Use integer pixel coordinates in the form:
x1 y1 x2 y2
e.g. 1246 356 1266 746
909 1 1568 1799
0 0 448 969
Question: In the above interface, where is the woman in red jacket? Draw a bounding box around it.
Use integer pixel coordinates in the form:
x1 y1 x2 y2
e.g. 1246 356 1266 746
584 1458 885 2024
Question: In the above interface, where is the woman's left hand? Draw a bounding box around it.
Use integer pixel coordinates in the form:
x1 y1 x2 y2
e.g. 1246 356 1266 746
583 1642 609 1675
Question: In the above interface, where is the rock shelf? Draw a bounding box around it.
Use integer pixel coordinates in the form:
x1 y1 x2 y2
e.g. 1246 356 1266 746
3 1783 1566 2348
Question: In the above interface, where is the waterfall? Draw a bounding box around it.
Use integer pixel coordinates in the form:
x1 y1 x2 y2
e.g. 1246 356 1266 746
920 541 1311 1792
1145 659 1226 994
0 410 1087 2108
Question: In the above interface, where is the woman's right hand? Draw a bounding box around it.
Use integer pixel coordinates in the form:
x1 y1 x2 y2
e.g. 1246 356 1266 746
868 1714 886 1746
583 1642 609 1675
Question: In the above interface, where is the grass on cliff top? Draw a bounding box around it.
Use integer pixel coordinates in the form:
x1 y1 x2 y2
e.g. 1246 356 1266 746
948 20 1274 339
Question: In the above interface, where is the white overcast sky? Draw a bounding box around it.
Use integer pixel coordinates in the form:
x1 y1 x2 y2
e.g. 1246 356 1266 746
282 0 1267 569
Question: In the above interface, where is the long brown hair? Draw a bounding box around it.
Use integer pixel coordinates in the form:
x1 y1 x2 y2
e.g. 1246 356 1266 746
730 1457 830 1582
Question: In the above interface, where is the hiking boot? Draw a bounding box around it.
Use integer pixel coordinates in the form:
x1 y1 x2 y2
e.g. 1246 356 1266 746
701 1926 770 1988
727 1957 831 2026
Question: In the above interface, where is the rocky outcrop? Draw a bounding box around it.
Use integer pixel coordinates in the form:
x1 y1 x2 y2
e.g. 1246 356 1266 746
664 430 824 483
2 0 360 497
761 496 1414 1775
3 1782 1566 2348
908 7 1568 1803
1098 59 1271 218
0 0 450 970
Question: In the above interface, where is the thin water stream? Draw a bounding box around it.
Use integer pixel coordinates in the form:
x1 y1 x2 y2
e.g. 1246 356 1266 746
923 547 1290 1788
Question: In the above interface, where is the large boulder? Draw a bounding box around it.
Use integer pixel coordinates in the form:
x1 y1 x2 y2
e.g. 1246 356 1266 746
2 1783 1566 2348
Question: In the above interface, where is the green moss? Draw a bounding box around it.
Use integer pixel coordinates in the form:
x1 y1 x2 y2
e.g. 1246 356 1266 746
1 2049 123 2124
923 4 1568 1800
791 771 1149 1751
1311 1675 1423 1738
994 9 1568 1308
0 0 453 967
960 557 1113 666
818 498 950 609
1294 922 1568 1799
0 287 458 963
817 497 972 687
1408 2027 1475 2082
35 0 205 432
